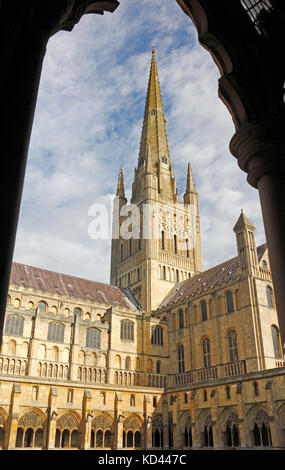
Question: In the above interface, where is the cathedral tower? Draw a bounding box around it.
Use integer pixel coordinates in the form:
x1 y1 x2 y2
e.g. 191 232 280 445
110 49 203 312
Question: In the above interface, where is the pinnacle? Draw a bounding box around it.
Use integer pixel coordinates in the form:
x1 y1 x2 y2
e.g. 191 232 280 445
233 209 255 232
116 168 126 198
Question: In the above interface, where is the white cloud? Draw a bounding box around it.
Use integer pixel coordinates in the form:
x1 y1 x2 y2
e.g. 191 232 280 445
13 0 265 282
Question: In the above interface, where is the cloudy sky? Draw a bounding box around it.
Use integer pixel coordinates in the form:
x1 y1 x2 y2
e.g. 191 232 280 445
13 0 265 283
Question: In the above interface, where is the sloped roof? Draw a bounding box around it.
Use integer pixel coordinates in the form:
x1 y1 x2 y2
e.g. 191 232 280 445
10 262 137 311
157 243 267 311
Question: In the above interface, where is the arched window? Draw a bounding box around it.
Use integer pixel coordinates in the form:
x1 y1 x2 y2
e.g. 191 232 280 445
151 109 155 116
201 300 207 321
178 345 185 373
228 330 238 362
271 325 282 359
186 239 189 257
130 395 135 406
125 357 130 370
47 322 64 343
202 338 211 368
37 301 47 314
226 386 231 400
226 291 234 313
174 235 177 254
156 361 161 374
253 381 259 396
153 397 157 408
86 328 101 349
120 320 134 341
203 390 208 402
151 326 163 346
4 315 24 336
253 410 272 447
74 308 82 318
266 286 274 308
179 310 184 329
161 231 165 250
162 266 166 280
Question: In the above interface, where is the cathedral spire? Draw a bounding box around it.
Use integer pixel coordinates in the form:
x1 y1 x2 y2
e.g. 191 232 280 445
132 49 177 203
137 48 170 170
116 167 126 198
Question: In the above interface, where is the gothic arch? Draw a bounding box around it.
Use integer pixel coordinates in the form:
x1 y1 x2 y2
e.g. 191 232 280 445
246 404 270 431
277 402 285 430
55 410 81 449
91 412 113 449
218 407 239 433
0 408 7 449
178 410 192 429
123 414 143 449
15 408 46 449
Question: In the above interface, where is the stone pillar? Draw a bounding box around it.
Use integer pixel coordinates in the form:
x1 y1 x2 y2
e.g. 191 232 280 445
82 389 93 449
114 392 123 449
70 313 80 381
144 395 152 449
46 386 58 449
230 119 285 351
6 384 21 449
162 398 169 449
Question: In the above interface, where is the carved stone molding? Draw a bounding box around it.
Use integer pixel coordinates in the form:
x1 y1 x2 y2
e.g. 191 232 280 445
230 118 285 188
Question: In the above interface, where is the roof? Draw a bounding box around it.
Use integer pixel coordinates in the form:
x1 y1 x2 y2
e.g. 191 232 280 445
10 262 137 311
157 243 267 311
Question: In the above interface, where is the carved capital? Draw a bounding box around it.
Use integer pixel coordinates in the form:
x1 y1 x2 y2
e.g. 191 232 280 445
230 119 285 188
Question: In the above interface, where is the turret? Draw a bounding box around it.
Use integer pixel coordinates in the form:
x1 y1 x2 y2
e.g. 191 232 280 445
233 210 258 275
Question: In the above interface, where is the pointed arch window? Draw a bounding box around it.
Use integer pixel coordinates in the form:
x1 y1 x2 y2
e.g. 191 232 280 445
201 300 207 321
174 235 177 254
228 330 239 362
161 231 165 250
178 345 185 373
271 325 282 359
151 326 163 346
151 109 155 116
202 338 211 368
186 239 189 257
266 286 274 308
120 321 134 341
226 291 234 313
179 309 184 329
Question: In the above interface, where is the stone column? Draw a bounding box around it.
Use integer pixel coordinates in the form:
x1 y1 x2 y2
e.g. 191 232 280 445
46 386 58 449
144 395 152 449
230 119 285 352
6 384 21 449
162 398 169 449
114 392 123 449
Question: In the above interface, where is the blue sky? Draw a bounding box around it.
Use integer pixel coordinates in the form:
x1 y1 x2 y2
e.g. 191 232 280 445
13 0 265 283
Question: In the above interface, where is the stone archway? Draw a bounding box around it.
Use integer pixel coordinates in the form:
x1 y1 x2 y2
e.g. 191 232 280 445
247 405 272 448
54 411 81 449
219 408 240 448
15 408 46 449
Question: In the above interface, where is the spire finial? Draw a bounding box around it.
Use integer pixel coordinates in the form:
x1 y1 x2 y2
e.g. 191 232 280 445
152 42 156 54
116 167 126 198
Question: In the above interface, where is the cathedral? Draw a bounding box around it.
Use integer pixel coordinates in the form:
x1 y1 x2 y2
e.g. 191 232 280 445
0 50 284 450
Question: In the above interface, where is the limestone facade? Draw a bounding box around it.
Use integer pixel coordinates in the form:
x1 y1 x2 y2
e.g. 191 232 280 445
0 50 284 450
